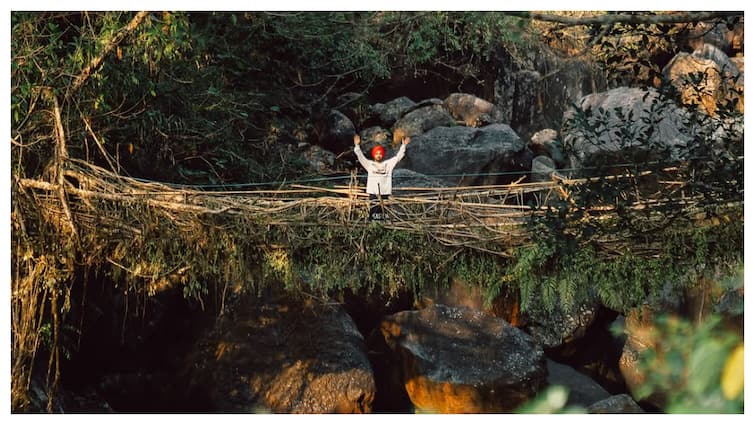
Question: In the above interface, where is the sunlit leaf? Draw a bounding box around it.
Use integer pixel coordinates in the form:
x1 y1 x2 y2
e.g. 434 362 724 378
688 339 728 395
720 343 744 400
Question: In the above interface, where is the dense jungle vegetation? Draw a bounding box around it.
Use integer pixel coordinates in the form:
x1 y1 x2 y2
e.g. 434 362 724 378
10 11 744 412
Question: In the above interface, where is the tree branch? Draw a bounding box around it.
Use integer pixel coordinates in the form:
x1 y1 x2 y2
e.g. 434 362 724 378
66 11 150 99
505 11 741 27
47 90 80 242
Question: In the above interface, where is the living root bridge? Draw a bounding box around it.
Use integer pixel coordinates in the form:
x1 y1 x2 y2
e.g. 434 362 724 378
14 157 742 261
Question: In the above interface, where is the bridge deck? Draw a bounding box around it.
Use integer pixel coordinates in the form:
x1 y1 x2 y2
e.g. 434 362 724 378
14 157 741 258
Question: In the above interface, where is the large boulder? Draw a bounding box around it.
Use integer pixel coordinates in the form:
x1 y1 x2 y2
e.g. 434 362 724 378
523 298 599 350
378 304 547 413
562 87 694 173
318 109 356 154
663 52 725 115
391 104 456 143
587 394 644 413
511 70 542 131
369 96 417 128
618 305 666 410
444 93 504 127
493 46 608 139
186 299 375 413
392 168 448 194
681 17 744 56
545 359 611 408
663 44 743 115
400 124 532 186
358 126 392 145
692 43 742 81
300 144 335 172
692 44 744 114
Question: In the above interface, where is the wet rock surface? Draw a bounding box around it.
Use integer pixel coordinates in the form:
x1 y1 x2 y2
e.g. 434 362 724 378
546 359 611 408
588 393 645 413
378 304 547 413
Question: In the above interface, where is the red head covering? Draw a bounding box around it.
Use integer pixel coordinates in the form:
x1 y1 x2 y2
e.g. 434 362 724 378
371 145 385 159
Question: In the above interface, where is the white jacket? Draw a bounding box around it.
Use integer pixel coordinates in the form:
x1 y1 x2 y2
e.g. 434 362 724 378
354 144 406 195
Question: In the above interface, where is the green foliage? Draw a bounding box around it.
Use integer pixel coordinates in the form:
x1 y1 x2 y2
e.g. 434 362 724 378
634 314 743 413
11 12 192 176
562 69 743 212
540 71 744 315
589 15 681 86
511 211 742 315
453 251 507 306
8 3 742 373
287 224 451 299
401 12 525 66
11 11 747 413
74 211 513 312
11 11 536 186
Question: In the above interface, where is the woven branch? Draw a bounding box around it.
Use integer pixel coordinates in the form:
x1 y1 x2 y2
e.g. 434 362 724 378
14 157 742 262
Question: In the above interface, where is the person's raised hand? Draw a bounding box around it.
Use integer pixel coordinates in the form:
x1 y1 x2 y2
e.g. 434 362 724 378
353 134 361 146
402 136 411 145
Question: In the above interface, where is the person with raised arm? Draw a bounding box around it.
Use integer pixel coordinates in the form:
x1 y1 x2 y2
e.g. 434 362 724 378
353 133 410 220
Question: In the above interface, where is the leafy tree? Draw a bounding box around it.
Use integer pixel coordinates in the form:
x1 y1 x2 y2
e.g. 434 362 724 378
12 12 539 186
